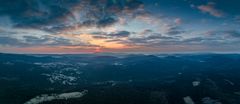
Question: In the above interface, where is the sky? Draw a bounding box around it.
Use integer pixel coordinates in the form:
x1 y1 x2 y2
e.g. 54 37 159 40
0 0 240 54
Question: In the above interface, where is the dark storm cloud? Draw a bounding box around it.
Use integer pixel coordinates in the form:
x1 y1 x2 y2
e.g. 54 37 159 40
0 0 145 32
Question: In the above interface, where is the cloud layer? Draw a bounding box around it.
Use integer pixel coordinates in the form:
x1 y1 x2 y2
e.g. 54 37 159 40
1 0 240 53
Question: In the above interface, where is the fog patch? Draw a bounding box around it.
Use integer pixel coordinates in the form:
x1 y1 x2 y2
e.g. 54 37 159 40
24 90 88 104
183 96 195 104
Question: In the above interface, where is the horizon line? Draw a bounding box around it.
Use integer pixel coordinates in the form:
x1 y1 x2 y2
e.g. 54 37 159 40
1 51 240 55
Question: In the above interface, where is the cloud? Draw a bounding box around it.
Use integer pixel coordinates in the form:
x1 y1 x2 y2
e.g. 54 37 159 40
92 35 108 39
67 0 145 29
0 16 13 28
197 2 224 18
128 29 180 46
234 15 240 23
165 25 185 35
174 18 182 25
181 37 220 45
0 0 172 48
0 0 71 27
126 28 240 48
23 36 50 43
0 31 88 47
206 30 240 38
0 0 146 32
139 29 153 36
183 37 205 43
108 31 131 37
147 35 176 40
224 30 240 38
1 0 239 53
178 30 240 46
97 17 119 28
0 36 26 46
90 30 131 40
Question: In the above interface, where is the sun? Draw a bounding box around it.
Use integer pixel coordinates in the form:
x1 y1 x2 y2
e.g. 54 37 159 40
94 47 102 53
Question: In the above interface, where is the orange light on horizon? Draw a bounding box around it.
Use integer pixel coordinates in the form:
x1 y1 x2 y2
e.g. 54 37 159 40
94 47 102 53
76 34 127 49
